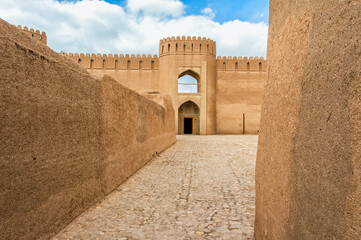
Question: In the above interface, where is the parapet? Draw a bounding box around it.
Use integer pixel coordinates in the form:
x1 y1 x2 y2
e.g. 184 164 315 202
159 36 216 56
216 56 267 72
15 25 47 45
63 53 159 70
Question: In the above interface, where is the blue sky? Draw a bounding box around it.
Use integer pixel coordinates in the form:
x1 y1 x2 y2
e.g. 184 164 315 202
104 0 269 23
1 0 269 57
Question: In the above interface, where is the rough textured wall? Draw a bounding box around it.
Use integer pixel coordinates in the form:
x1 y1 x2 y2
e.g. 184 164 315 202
216 57 267 134
0 19 175 240
255 1 361 239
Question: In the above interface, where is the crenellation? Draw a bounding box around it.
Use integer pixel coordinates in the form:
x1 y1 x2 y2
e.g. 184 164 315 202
216 56 266 71
65 52 160 70
159 36 217 56
15 25 47 45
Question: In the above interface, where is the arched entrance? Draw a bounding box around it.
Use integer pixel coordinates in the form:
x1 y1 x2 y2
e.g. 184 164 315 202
178 101 200 135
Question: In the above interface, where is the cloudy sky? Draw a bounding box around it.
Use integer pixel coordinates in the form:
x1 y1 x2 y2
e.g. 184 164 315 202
0 0 269 57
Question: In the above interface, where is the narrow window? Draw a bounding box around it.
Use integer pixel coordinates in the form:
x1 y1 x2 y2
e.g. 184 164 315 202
259 62 262 71
176 43 178 52
207 44 209 52
162 45 164 54
127 59 131 69
191 43 193 52
247 62 250 71
183 43 186 51
168 43 170 52
200 44 202 52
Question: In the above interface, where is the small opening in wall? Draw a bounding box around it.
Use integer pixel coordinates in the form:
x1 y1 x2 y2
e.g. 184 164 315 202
207 44 209 52
235 62 238 71
168 44 170 52
247 62 250 71
259 62 262 71
191 43 193 52
200 44 202 52
162 45 164 54
176 43 178 51
183 43 186 51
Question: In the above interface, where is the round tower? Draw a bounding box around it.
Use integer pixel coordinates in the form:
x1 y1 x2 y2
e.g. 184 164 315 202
158 36 217 135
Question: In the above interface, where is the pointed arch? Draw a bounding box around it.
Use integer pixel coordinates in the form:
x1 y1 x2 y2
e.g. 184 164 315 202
178 100 200 135
178 70 200 93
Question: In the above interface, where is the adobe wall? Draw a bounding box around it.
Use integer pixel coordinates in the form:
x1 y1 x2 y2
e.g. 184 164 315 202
64 53 160 92
16 25 47 45
255 1 361 239
65 36 267 135
0 19 175 240
216 56 267 134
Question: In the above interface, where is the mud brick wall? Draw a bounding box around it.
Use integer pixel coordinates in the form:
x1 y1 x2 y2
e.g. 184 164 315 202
255 1 361 239
0 19 175 240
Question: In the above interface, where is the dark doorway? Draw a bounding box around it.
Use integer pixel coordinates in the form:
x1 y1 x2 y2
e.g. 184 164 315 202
184 118 193 134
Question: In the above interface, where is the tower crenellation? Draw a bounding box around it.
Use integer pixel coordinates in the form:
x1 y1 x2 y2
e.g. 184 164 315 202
159 36 216 56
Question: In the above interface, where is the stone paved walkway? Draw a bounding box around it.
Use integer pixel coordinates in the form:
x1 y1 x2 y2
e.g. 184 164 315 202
53 135 258 240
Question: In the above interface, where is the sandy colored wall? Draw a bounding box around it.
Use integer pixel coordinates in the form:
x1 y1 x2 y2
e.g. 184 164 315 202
216 57 267 134
16 25 47 45
65 37 267 135
255 1 360 239
158 36 217 135
64 53 160 92
0 19 175 240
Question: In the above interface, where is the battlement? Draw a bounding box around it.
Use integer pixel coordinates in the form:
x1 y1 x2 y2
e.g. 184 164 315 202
15 25 47 45
216 56 267 72
64 53 159 70
159 36 216 56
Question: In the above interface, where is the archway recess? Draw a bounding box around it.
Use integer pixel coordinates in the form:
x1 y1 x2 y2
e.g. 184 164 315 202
178 70 200 93
178 101 200 135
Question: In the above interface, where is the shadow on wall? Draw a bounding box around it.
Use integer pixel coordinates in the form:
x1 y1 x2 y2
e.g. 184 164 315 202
0 19 176 240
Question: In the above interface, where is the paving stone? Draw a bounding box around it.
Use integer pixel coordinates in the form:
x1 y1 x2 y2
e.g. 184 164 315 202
52 135 257 240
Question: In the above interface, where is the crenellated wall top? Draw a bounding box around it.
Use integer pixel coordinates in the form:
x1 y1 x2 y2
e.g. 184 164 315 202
63 52 160 70
216 56 267 71
14 25 47 45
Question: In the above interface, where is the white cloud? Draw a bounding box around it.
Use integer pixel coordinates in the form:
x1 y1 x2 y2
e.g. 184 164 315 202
201 7 215 19
127 0 185 18
0 0 268 57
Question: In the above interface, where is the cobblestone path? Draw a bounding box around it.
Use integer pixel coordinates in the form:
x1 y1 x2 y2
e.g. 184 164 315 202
53 135 258 240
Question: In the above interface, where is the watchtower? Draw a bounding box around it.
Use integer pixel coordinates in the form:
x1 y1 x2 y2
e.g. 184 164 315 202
158 36 217 135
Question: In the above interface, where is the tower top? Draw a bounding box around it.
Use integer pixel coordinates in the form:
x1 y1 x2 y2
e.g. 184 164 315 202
159 36 216 56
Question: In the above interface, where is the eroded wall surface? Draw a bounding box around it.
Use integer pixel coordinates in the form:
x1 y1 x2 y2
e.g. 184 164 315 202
255 1 361 239
0 19 175 240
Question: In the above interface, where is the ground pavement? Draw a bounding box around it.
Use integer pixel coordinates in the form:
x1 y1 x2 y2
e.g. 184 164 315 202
53 135 258 240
